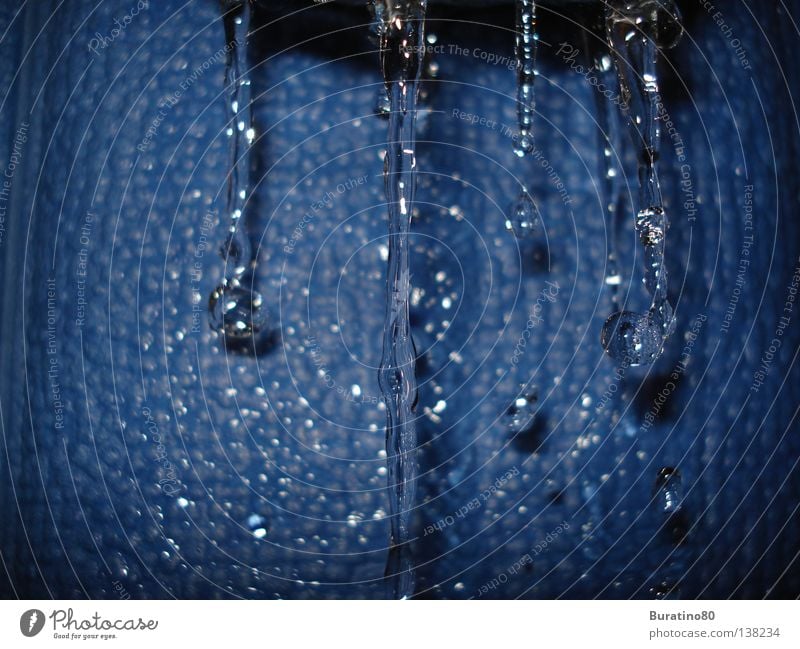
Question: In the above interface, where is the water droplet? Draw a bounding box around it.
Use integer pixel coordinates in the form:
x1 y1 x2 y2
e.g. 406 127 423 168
506 191 540 239
426 59 439 79
209 282 269 339
504 389 538 433
653 467 683 515
600 310 662 367
246 513 269 539
513 132 534 158
626 1 684 50
375 88 391 118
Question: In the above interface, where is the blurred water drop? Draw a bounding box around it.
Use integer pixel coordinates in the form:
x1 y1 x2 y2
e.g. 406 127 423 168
504 389 538 434
246 513 269 539
653 467 683 515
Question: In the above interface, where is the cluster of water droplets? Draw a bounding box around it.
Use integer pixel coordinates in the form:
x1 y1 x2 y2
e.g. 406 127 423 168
207 0 270 344
599 0 683 367
372 0 428 600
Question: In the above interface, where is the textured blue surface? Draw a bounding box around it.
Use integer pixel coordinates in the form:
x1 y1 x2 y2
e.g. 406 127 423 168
0 0 799 599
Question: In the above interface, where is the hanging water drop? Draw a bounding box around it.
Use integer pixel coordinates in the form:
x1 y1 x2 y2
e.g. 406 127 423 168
600 310 662 368
627 0 684 50
373 0 428 600
513 0 538 157
208 0 271 346
600 0 682 366
506 190 540 239
208 280 268 339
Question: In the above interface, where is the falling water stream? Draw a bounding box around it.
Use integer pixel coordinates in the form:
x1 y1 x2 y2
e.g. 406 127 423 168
374 0 428 599
208 0 269 343
207 0 691 598
600 0 682 367
589 42 626 313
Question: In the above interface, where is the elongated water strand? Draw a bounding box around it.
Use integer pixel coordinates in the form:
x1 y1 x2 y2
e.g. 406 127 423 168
370 1 392 118
508 1 541 242
208 0 269 342
600 1 682 367
514 0 537 157
375 0 428 600
589 43 626 311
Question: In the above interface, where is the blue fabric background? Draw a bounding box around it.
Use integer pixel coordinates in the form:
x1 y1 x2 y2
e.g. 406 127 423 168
0 0 799 598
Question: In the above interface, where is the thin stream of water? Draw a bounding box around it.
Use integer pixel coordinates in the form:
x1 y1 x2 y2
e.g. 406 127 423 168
589 44 626 312
374 0 428 600
600 0 682 367
507 1 541 241
208 0 268 343
514 0 537 157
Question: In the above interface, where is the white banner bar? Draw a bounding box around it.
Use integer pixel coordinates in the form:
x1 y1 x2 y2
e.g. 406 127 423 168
1 600 798 647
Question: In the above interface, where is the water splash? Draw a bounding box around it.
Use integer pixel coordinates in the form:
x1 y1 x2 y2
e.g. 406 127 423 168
208 1 270 343
374 0 428 600
600 1 682 367
514 0 538 157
